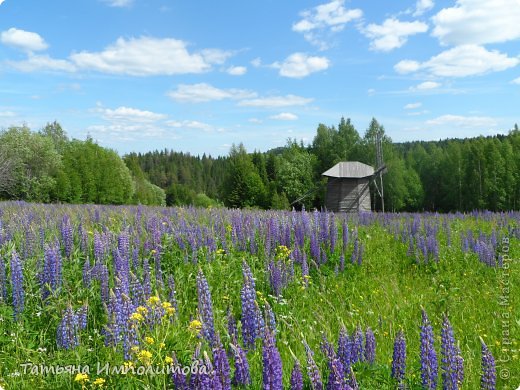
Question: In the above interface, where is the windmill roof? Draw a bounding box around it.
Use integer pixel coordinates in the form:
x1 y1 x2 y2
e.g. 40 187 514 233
322 161 374 178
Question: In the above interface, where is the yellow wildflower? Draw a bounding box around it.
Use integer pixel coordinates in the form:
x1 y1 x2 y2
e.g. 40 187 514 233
74 373 89 383
93 378 106 387
138 350 153 364
145 336 155 345
123 361 134 368
162 301 172 309
147 296 160 306
131 346 139 354
166 307 176 316
165 356 173 365
136 306 148 315
189 319 203 335
130 312 144 322
159 342 166 349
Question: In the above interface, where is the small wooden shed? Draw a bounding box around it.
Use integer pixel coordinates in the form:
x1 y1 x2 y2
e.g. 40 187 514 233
322 161 374 212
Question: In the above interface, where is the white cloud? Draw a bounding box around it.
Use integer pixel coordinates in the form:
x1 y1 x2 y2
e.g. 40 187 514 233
102 0 133 7
362 19 428 52
292 0 362 49
272 53 329 78
251 58 262 67
166 120 213 131
0 1 6 5
394 59 421 74
270 112 298 120
99 106 166 122
226 66 247 76
0 110 16 117
404 102 422 109
248 118 263 124
426 114 497 128
512 77 520 85
413 0 434 16
238 94 313 108
414 81 441 90
70 37 232 76
1 28 48 52
432 0 520 46
167 83 256 103
7 54 76 73
395 45 519 77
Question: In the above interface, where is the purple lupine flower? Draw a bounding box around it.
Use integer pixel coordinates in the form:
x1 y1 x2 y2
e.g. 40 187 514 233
262 330 283 390
455 344 464 387
142 257 152 299
337 327 351 374
57 305 79 349
170 352 188 389
213 335 231 390
290 360 304 390
391 330 406 387
420 310 438 389
241 261 259 349
342 219 349 251
364 327 376 364
480 340 496 390
227 308 239 342
76 304 88 330
264 301 277 339
351 326 364 363
301 253 309 286
129 272 145 307
40 244 62 301
82 257 91 288
339 253 345 272
321 335 347 390
231 343 251 386
304 341 324 390
10 250 24 321
350 239 358 265
0 257 7 303
356 243 364 266
60 215 73 257
329 214 337 253
196 268 215 346
441 315 460 390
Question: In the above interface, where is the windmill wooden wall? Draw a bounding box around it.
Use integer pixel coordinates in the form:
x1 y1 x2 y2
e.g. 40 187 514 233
325 177 371 212
322 161 374 213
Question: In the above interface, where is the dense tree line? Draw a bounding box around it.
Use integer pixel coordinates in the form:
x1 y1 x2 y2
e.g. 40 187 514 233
0 123 165 205
2 119 519 212
132 119 520 212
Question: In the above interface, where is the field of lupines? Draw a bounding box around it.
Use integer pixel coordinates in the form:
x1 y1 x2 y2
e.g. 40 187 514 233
0 201 518 389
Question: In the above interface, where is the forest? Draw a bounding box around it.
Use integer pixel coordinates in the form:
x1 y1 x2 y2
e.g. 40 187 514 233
1 118 519 212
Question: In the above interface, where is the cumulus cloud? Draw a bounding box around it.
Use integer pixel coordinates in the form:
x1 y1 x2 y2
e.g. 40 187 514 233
426 114 497 128
362 19 428 51
1 28 48 52
512 77 520 85
98 106 166 122
292 0 362 49
6 54 76 73
395 45 519 77
414 81 441 90
404 102 422 109
238 94 313 108
432 0 520 46
272 53 329 78
166 120 214 131
167 83 256 103
70 37 231 76
226 66 247 76
269 112 298 120
413 0 434 16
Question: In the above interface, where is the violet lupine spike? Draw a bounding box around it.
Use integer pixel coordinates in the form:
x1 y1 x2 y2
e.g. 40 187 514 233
76 304 88 330
262 330 283 390
420 310 438 390
227 307 239 342
196 268 215 346
10 250 24 321
351 326 364 363
213 335 231 390
441 315 460 390
241 261 259 349
391 329 406 388
342 219 349 251
321 334 347 390
0 256 7 303
290 360 304 390
231 343 251 387
60 215 73 258
40 244 62 301
455 344 464 387
264 301 277 339
364 327 376 364
56 305 79 350
480 339 496 390
167 274 179 314
170 352 188 389
337 327 351 374
304 341 324 390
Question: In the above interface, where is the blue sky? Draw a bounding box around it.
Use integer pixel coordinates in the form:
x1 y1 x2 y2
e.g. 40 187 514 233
1 0 519 156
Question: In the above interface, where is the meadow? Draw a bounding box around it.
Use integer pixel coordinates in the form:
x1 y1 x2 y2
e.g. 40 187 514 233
0 201 518 389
